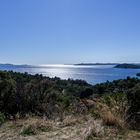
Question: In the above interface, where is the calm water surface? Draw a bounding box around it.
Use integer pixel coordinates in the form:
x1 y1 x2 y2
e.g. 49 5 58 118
0 65 140 85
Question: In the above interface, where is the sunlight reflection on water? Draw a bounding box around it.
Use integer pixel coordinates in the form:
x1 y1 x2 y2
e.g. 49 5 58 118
0 65 139 85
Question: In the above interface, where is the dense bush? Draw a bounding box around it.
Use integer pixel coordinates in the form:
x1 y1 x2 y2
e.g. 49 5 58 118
0 112 6 125
0 71 92 118
91 77 140 130
0 70 140 130
126 83 140 130
92 77 140 95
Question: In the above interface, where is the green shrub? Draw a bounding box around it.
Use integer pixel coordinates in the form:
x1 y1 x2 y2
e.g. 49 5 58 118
20 125 37 136
37 125 51 132
0 112 6 125
85 135 93 140
101 93 126 105
89 108 101 118
57 94 72 107
126 83 140 130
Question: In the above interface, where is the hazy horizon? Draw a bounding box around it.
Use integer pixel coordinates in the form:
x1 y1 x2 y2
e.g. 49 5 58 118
0 62 140 66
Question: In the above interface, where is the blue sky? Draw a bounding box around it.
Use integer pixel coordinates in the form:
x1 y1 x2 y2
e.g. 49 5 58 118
0 0 140 64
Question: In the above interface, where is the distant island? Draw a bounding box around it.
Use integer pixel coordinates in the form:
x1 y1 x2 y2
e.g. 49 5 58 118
115 64 140 69
0 64 34 68
75 63 118 65
0 64 55 68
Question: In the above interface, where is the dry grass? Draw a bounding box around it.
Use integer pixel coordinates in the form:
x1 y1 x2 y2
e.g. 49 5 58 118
90 94 129 129
85 120 105 140
100 104 126 128
0 94 138 140
20 119 52 136
0 115 96 140
0 114 140 140
61 115 82 127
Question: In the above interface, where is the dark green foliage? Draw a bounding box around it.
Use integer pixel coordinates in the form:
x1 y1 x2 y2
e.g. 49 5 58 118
92 77 140 130
0 71 17 115
57 94 72 107
20 125 37 136
126 83 140 130
80 88 93 98
101 92 127 106
0 71 92 118
93 77 140 95
0 70 140 130
0 112 6 125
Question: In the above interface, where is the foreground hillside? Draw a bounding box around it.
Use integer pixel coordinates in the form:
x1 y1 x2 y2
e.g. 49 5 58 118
1 115 140 140
0 71 140 140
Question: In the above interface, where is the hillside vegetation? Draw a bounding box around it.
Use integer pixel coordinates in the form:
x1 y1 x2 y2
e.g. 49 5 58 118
0 71 140 139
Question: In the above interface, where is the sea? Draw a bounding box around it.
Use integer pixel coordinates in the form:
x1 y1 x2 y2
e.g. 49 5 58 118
0 64 140 85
